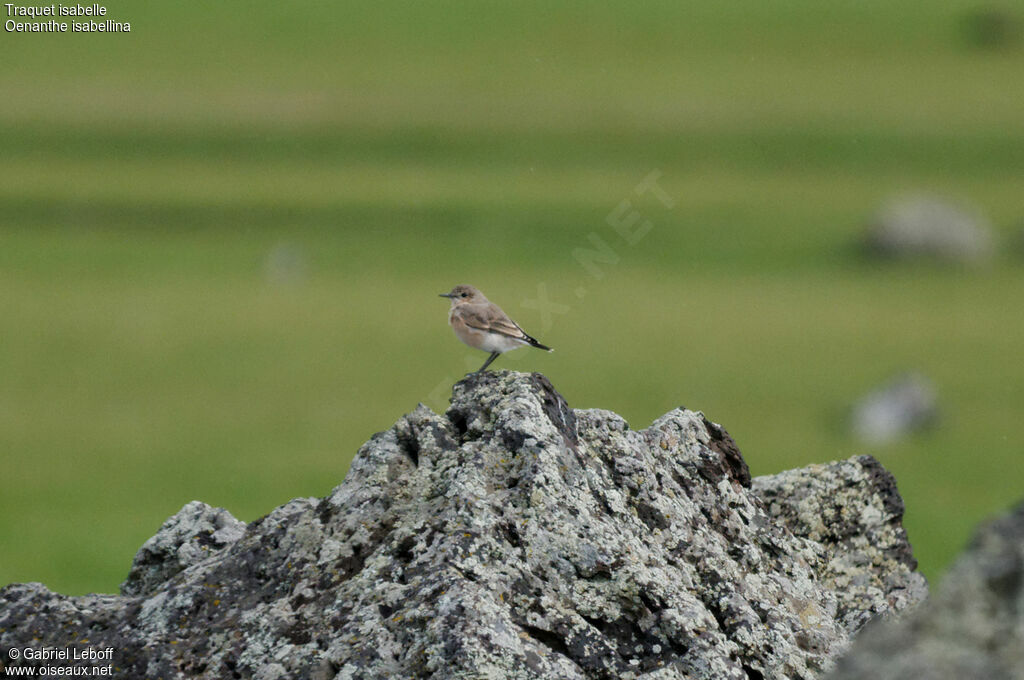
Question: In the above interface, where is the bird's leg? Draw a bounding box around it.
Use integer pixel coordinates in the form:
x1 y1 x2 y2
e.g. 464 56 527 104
476 352 500 373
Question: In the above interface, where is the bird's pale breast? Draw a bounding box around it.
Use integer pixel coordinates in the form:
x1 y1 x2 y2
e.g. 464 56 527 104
450 312 525 353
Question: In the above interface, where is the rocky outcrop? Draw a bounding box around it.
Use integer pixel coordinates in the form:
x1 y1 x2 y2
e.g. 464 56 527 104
0 372 925 679
864 194 995 263
826 500 1024 680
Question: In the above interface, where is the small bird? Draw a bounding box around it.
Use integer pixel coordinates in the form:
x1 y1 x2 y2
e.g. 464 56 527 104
440 285 553 373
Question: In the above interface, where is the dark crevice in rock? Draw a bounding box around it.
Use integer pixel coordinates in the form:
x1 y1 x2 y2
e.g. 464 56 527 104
498 425 528 452
669 467 696 496
579 613 627 654
447 409 469 439
636 500 671 531
334 520 394 582
499 521 522 548
284 624 311 646
426 421 459 452
530 373 579 448
394 534 416 562
222 654 242 680
397 428 421 467
315 497 333 525
705 597 730 635
521 623 570 659
335 544 368 580
579 612 686 672
743 664 766 680
590 487 615 516
701 415 751 487
639 590 664 614
453 565 478 582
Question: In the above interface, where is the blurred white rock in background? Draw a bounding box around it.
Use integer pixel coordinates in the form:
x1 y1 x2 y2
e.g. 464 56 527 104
852 372 939 445
865 195 995 263
264 241 309 286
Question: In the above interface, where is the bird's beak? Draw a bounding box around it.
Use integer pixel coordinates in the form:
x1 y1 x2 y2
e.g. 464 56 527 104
439 293 454 298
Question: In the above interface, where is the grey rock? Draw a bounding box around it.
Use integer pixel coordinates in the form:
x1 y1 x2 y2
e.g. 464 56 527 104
865 194 995 263
121 500 247 597
851 372 938 446
0 371 925 679
753 457 928 633
826 500 1024 680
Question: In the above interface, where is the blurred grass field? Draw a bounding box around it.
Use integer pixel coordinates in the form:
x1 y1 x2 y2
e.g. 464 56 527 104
2 0 1023 595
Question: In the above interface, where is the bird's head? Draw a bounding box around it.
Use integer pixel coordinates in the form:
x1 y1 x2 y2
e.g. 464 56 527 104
439 284 485 305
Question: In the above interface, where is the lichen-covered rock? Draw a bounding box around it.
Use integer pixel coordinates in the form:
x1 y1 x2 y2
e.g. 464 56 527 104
0 371 925 679
121 500 247 597
825 500 1024 680
753 457 927 634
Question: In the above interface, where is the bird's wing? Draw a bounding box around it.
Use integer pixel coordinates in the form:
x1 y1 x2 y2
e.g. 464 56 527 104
458 303 528 340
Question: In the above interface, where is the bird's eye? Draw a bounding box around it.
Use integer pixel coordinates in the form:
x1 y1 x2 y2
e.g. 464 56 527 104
461 292 467 297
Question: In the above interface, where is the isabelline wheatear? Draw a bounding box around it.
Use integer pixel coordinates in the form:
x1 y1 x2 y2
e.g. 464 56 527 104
440 285 553 373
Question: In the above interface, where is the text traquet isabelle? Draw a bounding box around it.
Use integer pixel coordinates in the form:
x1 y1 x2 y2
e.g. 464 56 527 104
4 4 130 32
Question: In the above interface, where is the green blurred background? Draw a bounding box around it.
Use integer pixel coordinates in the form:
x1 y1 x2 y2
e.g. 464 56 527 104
2 0 1022 595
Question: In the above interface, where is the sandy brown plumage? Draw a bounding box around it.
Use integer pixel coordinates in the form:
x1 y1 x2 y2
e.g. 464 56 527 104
440 285 552 372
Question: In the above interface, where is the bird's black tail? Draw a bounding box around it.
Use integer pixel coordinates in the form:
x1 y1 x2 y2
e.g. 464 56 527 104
525 334 553 352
